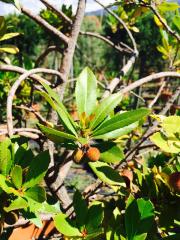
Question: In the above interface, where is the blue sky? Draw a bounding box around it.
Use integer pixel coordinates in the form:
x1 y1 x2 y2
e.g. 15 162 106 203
0 0 115 15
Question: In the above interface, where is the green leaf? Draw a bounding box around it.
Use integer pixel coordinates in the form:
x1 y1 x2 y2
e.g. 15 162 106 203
25 197 60 215
11 165 22 189
89 161 125 186
23 151 50 188
86 202 104 233
25 186 46 203
0 174 19 196
93 122 139 140
15 146 34 168
73 190 88 229
54 213 82 237
22 211 43 228
90 93 122 130
173 15 180 31
0 32 19 41
0 138 12 175
37 123 77 143
75 67 97 116
0 0 21 10
162 116 180 137
0 16 6 38
99 142 124 163
38 83 77 136
0 44 19 54
158 2 179 12
150 132 180 154
125 196 154 240
4 197 28 212
93 108 150 137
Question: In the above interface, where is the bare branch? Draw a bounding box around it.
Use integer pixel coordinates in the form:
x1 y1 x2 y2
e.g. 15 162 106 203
103 55 136 98
0 65 51 85
95 0 138 54
148 80 166 108
121 72 180 95
35 45 63 67
0 128 41 139
6 68 64 136
150 4 180 42
59 0 86 83
21 5 69 44
14 105 48 125
80 31 132 54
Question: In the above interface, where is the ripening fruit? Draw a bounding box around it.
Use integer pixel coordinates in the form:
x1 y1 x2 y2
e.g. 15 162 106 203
4 211 19 225
169 172 180 192
86 147 100 162
73 148 84 163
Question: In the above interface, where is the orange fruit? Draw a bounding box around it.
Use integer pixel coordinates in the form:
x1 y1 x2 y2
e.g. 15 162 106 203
86 147 100 162
73 148 84 163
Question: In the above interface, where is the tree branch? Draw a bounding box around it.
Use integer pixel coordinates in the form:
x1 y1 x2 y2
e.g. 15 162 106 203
0 65 51 85
35 45 63 67
21 5 69 44
95 0 138 54
103 55 136 98
120 72 180 95
150 4 180 42
6 68 64 136
58 0 86 83
40 0 73 25
80 31 132 54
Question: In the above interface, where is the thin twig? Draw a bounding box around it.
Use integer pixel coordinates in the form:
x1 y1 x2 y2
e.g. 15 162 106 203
120 72 180 95
80 31 131 53
150 4 180 42
40 0 73 24
95 0 138 54
6 68 64 136
21 5 69 44
148 80 166 108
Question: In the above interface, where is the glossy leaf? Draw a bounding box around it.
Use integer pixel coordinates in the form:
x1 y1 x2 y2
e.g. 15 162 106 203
173 15 180 31
125 196 154 240
158 2 179 12
37 90 77 136
99 142 124 163
150 132 180 154
86 202 104 233
4 197 28 212
11 165 22 189
37 123 77 143
39 81 77 135
54 213 82 237
25 186 46 203
89 161 125 186
93 108 150 137
75 67 97 116
0 174 19 196
93 122 138 140
0 44 19 54
0 138 12 175
73 190 88 229
162 116 180 137
23 151 50 188
90 93 122 130
0 32 19 41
